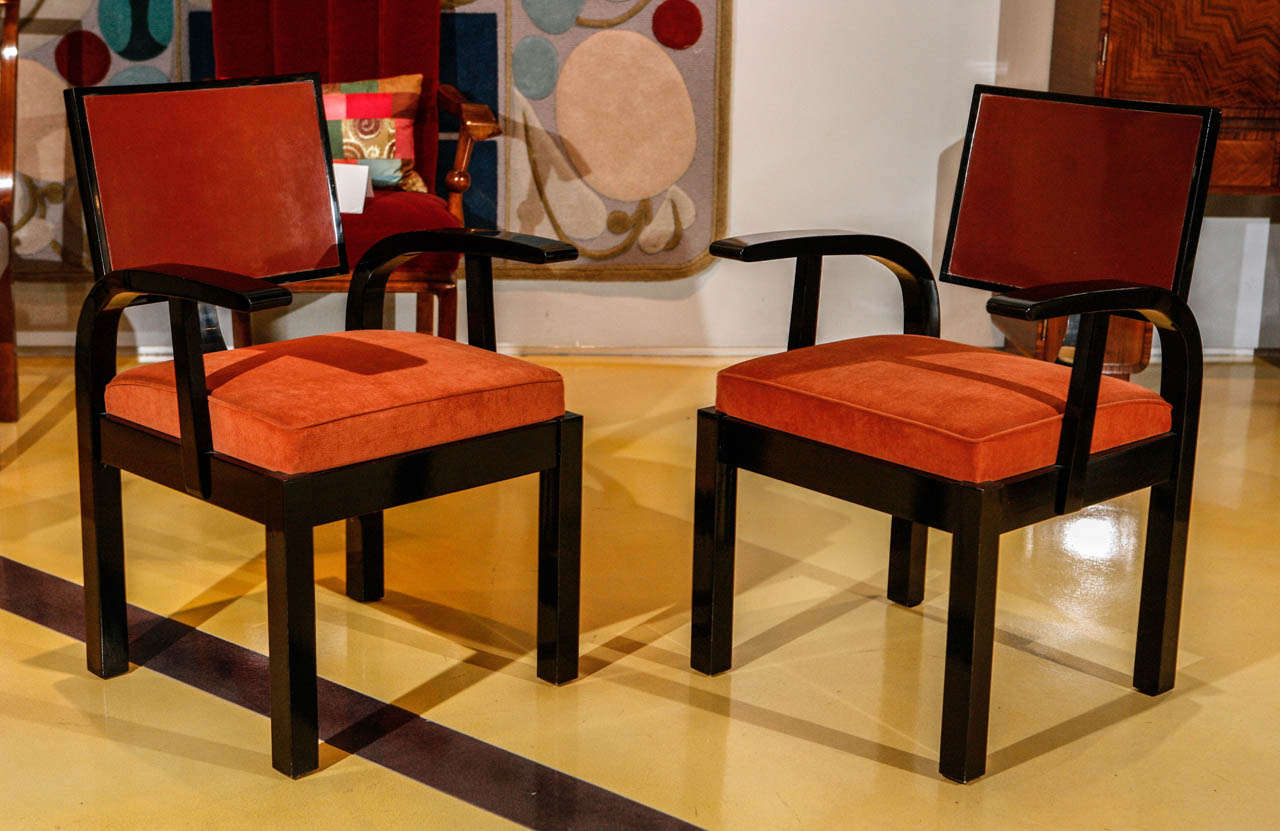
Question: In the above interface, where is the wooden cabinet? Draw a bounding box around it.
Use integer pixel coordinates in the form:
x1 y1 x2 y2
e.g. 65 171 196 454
1052 0 1280 193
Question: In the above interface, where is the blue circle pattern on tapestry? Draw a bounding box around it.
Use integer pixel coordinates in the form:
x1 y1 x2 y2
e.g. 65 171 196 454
106 64 169 86
522 0 586 36
512 36 559 100
99 0 173 62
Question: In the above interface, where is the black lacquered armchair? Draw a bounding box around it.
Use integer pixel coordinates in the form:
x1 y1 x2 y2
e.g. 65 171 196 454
65 75 581 778
692 85 1218 782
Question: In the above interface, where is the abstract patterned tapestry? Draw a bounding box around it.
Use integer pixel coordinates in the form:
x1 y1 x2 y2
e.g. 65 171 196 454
13 0 194 274
14 1 729 280
443 0 730 279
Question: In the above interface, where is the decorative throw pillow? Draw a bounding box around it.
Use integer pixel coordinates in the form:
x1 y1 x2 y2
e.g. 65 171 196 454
321 73 428 193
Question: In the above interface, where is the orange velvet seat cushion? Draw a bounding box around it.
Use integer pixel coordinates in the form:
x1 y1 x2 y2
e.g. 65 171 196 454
105 330 564 474
341 189 462 275
716 335 1171 483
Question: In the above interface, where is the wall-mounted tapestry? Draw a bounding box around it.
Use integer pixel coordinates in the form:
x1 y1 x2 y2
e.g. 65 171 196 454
13 0 198 275
443 0 731 280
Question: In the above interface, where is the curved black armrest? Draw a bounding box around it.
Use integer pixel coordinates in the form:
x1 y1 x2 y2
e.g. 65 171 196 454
988 279 1202 514
355 229 577 272
107 265 293 313
987 280 1193 332
710 230 925 267
710 229 939 345
77 264 292 499
346 229 579 350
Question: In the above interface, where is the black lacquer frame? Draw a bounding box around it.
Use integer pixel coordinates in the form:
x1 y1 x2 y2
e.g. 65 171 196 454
693 86 1219 783
65 76 582 778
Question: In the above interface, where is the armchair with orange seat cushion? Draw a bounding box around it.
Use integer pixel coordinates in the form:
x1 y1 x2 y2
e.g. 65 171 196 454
65 75 580 778
211 0 499 346
692 86 1219 783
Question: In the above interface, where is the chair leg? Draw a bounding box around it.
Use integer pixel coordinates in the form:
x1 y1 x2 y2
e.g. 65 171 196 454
436 285 458 341
1133 476 1191 695
345 512 384 602
231 311 253 348
81 461 128 678
415 292 435 335
0 268 16 422
887 517 927 607
265 515 318 778
537 414 582 684
691 409 737 675
939 491 1000 783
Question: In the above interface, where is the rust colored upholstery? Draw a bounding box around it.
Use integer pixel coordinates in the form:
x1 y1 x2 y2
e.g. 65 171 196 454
716 335 1171 483
82 83 342 276
104 330 564 474
340 189 460 273
947 94 1205 291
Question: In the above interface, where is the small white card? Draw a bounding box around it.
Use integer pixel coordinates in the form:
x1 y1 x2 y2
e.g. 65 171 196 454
332 163 373 214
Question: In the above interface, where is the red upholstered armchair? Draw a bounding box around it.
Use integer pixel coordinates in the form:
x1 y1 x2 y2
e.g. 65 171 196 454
65 76 580 778
693 86 1219 782
211 0 498 346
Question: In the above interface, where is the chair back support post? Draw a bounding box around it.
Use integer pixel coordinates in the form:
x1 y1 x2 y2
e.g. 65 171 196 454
168 299 215 497
787 255 823 350
869 254 940 337
1053 311 1111 513
1155 316 1204 481
345 252 415 331
464 254 497 351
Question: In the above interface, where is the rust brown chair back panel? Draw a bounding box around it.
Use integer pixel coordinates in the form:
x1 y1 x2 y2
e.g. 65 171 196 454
79 80 344 280
944 91 1209 296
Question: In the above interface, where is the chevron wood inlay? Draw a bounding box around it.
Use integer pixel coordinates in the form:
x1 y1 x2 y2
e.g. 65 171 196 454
1102 0 1280 114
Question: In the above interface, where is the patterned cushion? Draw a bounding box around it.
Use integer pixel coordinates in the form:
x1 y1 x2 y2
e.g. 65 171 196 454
322 73 427 192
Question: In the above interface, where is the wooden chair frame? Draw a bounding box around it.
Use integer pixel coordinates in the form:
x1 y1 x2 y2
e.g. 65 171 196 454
0 0 18 422
65 75 581 778
692 86 1220 783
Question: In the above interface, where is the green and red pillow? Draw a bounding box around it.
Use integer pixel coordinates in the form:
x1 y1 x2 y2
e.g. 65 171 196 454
321 73 427 193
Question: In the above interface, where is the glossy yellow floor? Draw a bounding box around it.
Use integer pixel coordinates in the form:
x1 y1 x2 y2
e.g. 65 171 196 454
2 355 1278 829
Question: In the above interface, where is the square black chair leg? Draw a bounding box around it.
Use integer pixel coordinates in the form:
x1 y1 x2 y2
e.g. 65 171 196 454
1134 478 1191 695
888 516 927 607
939 490 1000 783
691 409 737 676
265 515 319 778
537 414 582 685
345 512 385 602
81 461 129 678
